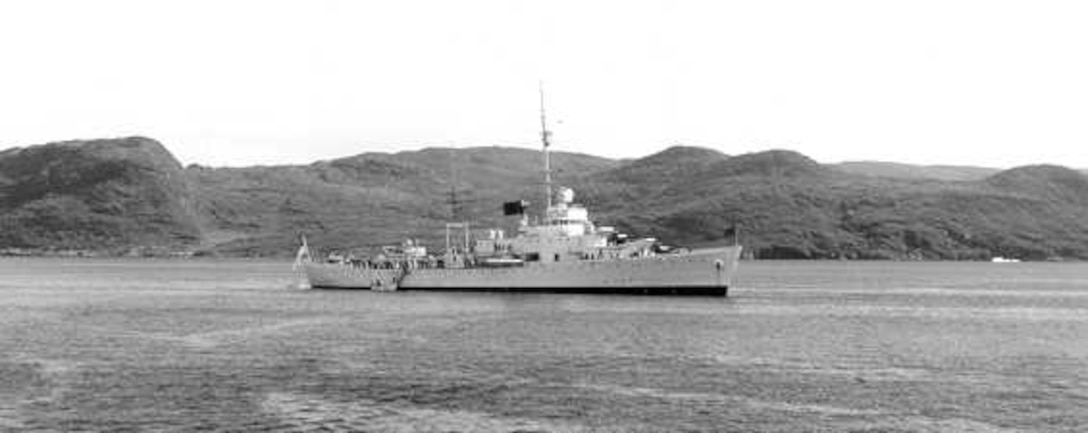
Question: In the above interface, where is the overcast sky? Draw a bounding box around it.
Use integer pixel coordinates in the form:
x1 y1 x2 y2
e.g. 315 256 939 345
1 0 1086 168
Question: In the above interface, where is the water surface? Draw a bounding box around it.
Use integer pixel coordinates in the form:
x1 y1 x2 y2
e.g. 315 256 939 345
1 259 1086 432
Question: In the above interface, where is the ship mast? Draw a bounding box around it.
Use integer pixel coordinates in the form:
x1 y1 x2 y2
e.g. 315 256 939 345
539 82 553 210
447 148 462 221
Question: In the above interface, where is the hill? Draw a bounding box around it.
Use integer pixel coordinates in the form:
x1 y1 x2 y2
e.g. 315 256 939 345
574 148 1088 260
0 137 201 254
3 138 1088 260
832 161 999 181
187 146 617 256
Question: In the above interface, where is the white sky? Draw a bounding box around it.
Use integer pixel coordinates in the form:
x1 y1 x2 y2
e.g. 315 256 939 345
1 0 1086 168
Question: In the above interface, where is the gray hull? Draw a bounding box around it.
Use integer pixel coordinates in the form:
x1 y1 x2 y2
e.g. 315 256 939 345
304 246 742 296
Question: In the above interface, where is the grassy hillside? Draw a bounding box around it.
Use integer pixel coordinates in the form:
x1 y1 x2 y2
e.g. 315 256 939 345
188 146 618 256
3 137 1088 260
832 161 1000 181
579 151 1088 260
0 137 200 253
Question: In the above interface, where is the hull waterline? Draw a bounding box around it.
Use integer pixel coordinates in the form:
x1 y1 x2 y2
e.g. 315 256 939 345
304 246 741 296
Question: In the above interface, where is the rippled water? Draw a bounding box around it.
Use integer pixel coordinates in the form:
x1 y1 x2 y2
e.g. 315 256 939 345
1 259 1086 432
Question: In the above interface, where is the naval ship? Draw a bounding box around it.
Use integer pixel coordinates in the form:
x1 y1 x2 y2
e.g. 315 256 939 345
298 96 743 296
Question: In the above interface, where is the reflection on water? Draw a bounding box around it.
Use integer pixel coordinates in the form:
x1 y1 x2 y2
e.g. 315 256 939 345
1 258 1087 432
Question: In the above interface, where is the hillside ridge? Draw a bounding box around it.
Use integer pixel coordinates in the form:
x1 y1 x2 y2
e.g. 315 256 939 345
3 138 1088 260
